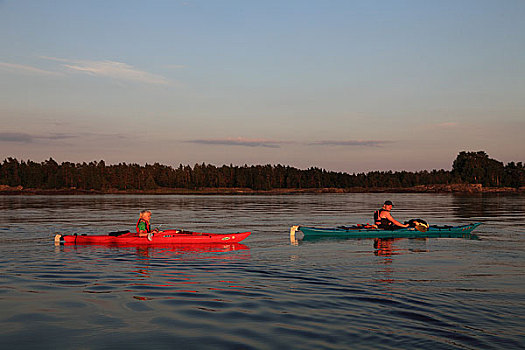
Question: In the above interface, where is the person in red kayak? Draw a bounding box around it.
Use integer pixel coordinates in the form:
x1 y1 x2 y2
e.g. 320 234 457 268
136 210 161 239
374 200 409 229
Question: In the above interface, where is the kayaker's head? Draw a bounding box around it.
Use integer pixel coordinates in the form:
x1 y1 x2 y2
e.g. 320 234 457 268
383 200 393 210
140 210 152 222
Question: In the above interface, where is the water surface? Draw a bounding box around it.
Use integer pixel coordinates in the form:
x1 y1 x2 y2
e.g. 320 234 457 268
1 194 524 349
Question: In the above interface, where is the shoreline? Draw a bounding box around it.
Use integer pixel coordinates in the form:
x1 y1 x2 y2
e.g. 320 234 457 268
1 184 523 195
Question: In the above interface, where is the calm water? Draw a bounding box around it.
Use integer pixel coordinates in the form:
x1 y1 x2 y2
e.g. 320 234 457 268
1 194 524 349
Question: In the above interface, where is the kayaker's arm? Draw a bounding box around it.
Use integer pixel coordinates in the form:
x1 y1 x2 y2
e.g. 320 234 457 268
384 212 409 228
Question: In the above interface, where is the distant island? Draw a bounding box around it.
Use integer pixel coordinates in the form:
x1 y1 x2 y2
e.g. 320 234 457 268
1 151 523 195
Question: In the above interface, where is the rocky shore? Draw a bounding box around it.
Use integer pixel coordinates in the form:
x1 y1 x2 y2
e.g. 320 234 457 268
0 184 523 195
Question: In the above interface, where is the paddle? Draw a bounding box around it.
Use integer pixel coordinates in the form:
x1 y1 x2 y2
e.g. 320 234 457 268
290 225 300 245
415 222 429 233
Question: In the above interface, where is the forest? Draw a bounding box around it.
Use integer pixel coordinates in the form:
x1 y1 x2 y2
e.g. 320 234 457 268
0 151 523 191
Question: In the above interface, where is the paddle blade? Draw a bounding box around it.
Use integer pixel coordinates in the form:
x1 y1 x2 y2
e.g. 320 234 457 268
290 225 300 245
415 223 429 232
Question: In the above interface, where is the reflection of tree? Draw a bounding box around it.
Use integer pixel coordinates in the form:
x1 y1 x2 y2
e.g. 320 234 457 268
452 194 525 219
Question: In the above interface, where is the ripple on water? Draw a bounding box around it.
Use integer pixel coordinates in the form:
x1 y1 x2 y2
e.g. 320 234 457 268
0 194 524 349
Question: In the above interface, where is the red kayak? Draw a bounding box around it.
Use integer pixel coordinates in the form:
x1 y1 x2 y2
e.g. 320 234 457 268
55 229 251 245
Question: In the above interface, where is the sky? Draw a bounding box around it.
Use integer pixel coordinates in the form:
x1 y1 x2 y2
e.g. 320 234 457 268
1 0 524 173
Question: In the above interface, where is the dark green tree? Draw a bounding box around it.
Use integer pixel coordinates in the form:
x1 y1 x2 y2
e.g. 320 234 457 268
452 151 505 186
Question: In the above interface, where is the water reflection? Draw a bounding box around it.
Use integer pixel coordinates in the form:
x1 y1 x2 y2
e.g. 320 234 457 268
292 233 478 247
2 194 524 349
373 238 430 264
55 243 252 302
452 193 525 220
373 238 401 258
59 243 250 259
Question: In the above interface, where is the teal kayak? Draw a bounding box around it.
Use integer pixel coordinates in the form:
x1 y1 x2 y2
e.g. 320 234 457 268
292 223 482 240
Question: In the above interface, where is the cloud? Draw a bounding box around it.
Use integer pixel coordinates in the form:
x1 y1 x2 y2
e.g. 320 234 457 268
164 64 186 69
416 122 464 134
309 140 393 147
1 57 170 85
0 62 61 76
186 137 287 148
420 122 461 130
435 122 459 128
0 132 74 143
0 132 34 143
185 138 392 148
41 56 170 85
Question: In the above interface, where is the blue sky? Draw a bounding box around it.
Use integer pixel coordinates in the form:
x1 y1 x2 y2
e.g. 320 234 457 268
1 0 524 172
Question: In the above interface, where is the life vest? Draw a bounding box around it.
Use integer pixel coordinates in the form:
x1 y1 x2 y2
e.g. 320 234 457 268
136 218 151 233
374 208 393 228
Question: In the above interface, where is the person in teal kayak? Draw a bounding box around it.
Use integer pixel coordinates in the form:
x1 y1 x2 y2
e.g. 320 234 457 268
136 210 161 239
374 200 409 229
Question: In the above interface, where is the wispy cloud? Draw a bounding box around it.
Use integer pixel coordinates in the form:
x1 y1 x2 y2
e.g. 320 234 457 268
0 62 61 76
0 132 74 143
164 64 186 70
309 140 393 147
185 138 392 148
0 132 33 143
41 56 170 85
1 57 171 85
435 122 459 128
0 131 132 145
186 137 288 148
42 57 169 85
420 122 461 130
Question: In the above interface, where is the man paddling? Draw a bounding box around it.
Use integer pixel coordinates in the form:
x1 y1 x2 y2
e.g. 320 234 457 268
374 201 409 229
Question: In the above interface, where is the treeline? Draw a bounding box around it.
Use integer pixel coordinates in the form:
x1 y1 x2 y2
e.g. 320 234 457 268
0 151 523 191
